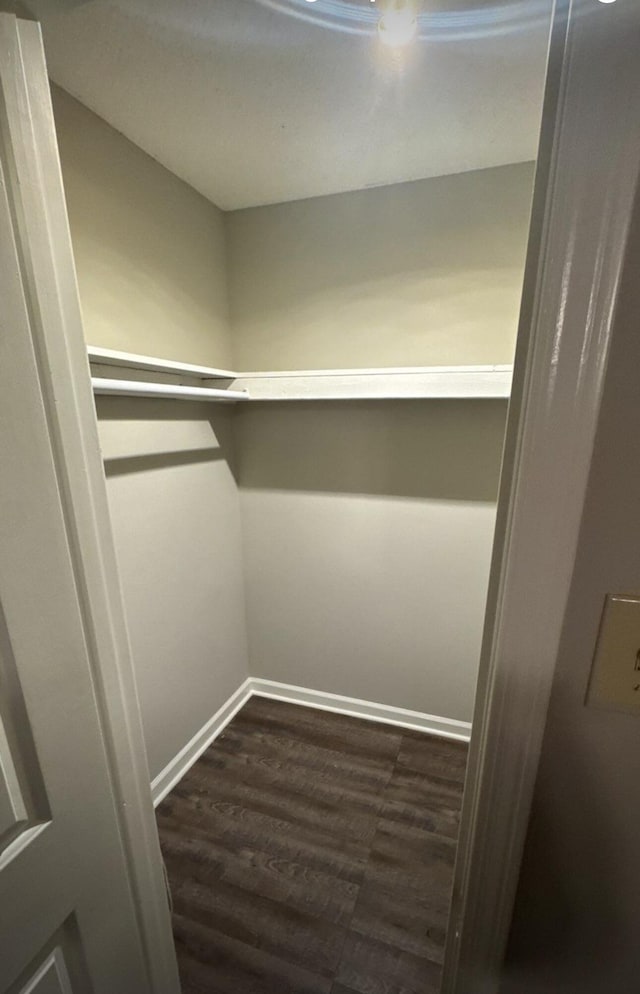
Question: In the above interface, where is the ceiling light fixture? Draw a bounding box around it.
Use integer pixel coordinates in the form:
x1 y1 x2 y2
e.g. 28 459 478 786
378 0 421 48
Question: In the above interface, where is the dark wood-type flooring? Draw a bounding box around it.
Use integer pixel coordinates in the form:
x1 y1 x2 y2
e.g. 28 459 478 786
156 696 468 994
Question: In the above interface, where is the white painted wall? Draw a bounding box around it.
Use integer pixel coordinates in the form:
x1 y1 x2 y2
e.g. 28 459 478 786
235 400 506 722
501 189 640 993
226 162 534 371
52 86 232 369
95 400 249 781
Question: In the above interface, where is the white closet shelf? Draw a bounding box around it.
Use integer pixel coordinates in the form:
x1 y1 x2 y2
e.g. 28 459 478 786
87 348 513 401
87 345 235 380
231 365 513 401
91 378 248 403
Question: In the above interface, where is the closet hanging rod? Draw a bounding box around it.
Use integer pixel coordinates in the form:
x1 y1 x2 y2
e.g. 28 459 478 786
91 378 249 403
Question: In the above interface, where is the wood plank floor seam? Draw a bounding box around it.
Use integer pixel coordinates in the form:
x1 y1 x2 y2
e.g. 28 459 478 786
157 696 468 994
330 733 407 972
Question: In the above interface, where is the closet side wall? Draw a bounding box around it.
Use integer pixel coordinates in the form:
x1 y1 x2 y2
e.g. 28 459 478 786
51 85 232 368
95 402 249 781
52 87 249 782
235 400 507 723
226 161 535 371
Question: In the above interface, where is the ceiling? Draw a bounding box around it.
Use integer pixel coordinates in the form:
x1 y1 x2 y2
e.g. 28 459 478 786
30 0 552 210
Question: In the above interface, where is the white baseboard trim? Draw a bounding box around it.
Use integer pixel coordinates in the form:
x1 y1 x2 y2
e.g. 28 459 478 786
151 676 472 806
249 678 472 742
151 677 252 806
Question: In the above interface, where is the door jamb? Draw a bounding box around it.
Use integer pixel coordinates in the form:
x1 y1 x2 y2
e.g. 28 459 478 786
442 0 640 990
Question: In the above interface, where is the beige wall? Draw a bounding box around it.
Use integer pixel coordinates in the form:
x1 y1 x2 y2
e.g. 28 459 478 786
96 399 249 780
235 400 507 721
501 191 640 993
226 162 534 371
52 86 232 368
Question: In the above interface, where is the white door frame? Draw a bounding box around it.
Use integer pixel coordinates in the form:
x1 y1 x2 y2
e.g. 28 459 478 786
442 0 640 990
0 15 180 994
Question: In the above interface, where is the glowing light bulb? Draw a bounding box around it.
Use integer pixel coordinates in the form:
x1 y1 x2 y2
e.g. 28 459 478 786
378 1 419 48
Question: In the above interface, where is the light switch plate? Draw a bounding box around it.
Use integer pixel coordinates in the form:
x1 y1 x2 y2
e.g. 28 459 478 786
587 594 640 715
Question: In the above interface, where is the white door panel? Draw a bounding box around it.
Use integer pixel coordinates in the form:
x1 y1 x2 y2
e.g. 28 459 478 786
0 13 177 994
0 146 148 994
17 950 74 994
0 711 28 840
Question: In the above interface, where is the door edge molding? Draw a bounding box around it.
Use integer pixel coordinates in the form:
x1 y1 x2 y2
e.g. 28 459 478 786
0 14 180 993
442 1 640 990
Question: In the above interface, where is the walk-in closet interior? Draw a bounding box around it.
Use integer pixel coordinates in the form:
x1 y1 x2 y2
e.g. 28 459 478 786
31 0 551 990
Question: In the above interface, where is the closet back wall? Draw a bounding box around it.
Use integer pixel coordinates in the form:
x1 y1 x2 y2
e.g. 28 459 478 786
235 400 507 723
53 89 249 783
227 161 535 370
229 167 530 724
